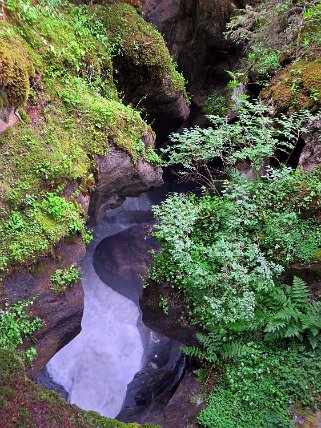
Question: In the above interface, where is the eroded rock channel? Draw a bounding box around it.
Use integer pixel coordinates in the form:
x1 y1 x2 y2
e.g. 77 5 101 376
35 184 187 426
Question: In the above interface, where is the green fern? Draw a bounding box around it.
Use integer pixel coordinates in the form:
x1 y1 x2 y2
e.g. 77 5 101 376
286 276 310 309
220 342 255 360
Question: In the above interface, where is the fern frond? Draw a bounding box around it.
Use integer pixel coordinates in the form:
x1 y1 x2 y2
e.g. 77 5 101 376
286 277 310 309
284 324 301 338
264 320 287 333
182 345 218 363
220 342 254 360
272 306 299 322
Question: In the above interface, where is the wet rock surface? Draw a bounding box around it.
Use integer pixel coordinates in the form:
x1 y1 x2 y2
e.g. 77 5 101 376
286 261 321 300
88 138 163 224
298 119 321 172
141 279 198 347
94 221 156 306
164 370 205 428
0 238 85 376
143 0 242 103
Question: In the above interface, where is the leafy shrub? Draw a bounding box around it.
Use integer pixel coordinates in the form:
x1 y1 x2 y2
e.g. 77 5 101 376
198 347 321 428
202 91 229 116
162 98 320 187
149 96 321 425
0 298 43 362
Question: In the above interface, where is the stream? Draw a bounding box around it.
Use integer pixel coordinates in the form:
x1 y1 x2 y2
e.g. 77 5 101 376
35 180 189 425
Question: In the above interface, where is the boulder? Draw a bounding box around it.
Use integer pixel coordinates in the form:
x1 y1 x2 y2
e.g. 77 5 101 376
164 370 205 428
88 140 163 224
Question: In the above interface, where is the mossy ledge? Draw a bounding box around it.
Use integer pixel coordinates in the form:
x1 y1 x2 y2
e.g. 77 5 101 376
262 59 321 113
0 0 174 277
0 349 157 428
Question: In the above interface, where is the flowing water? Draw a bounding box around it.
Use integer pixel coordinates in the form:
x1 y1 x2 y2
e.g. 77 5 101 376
35 183 186 424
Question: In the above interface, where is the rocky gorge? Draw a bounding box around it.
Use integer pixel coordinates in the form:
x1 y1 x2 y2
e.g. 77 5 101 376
1 0 321 427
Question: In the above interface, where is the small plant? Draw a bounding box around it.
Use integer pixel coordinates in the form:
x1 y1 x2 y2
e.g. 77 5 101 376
310 88 320 102
50 265 80 293
82 229 93 245
144 146 162 166
159 295 169 315
0 298 43 362
202 91 229 116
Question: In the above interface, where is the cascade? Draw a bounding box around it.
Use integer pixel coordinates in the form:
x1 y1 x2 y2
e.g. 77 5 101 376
35 181 187 424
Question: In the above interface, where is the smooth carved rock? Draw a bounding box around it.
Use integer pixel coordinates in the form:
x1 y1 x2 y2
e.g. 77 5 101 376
141 279 198 347
143 0 241 102
88 140 163 224
164 370 205 428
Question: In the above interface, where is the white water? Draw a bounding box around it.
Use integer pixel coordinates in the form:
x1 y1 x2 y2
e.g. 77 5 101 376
46 193 155 417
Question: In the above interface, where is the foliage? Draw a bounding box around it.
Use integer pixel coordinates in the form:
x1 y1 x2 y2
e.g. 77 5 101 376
151 167 321 340
202 91 229 116
225 0 321 82
50 265 80 293
198 347 321 428
150 94 321 424
150 169 321 424
0 192 86 275
144 146 162 166
163 98 320 188
0 298 43 362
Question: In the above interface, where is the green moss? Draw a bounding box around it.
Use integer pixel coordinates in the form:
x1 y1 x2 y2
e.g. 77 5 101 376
0 0 166 275
0 349 158 428
96 2 187 97
261 59 321 113
0 38 33 107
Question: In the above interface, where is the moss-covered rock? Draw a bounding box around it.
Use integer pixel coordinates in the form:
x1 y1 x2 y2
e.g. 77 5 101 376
0 349 158 428
97 2 185 92
0 38 34 108
261 59 321 113
0 0 166 276
95 1 189 138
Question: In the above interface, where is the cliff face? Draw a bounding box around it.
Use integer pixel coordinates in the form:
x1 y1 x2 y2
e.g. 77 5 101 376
142 0 243 105
0 1 187 416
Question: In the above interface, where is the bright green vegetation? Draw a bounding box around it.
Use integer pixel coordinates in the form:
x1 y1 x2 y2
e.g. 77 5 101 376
50 264 80 293
164 97 318 187
226 0 321 111
149 96 321 426
144 146 162 166
0 0 185 276
0 1 183 423
0 348 158 427
0 191 86 273
0 298 43 362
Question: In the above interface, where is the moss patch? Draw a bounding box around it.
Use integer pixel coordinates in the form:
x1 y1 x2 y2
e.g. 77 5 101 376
0 38 34 107
261 59 321 113
96 2 187 97
0 349 158 428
